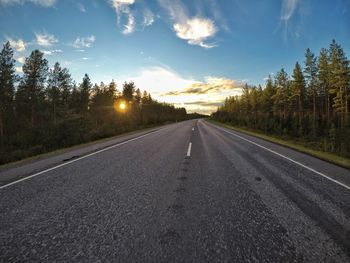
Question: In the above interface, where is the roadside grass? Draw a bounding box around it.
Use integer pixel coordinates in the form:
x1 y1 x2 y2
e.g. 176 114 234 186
0 123 167 170
208 119 350 170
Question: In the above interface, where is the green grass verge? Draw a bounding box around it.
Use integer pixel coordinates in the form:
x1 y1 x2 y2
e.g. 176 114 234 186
0 123 167 169
208 119 350 170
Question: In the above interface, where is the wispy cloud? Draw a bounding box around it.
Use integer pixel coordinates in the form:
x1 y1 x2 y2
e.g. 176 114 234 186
280 0 299 21
123 12 136 34
72 36 96 48
110 0 136 35
42 49 62 55
279 0 300 41
7 38 26 52
0 0 56 7
184 101 223 107
35 32 58 46
142 8 155 28
163 77 244 96
158 0 218 48
76 2 85 12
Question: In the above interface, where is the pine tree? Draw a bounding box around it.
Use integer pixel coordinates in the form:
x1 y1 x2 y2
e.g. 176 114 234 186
47 62 61 124
0 41 16 145
122 81 135 102
79 74 92 113
16 50 48 127
329 40 349 129
262 75 275 115
304 48 318 135
59 67 72 108
273 68 289 123
318 48 331 125
291 62 306 131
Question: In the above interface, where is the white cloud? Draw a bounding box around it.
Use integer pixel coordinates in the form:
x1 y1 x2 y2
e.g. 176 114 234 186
279 0 301 42
122 12 136 34
174 17 217 48
110 0 134 9
158 0 218 48
0 0 56 7
281 0 299 21
8 38 26 52
72 36 96 48
17 56 25 63
35 32 58 46
142 9 155 27
110 0 136 35
42 49 62 55
15 66 23 73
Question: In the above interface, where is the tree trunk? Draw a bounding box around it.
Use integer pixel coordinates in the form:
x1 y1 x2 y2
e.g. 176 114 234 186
0 112 3 148
31 104 34 127
312 91 316 136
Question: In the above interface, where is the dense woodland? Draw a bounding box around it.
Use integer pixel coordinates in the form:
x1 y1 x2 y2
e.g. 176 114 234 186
213 40 350 158
0 42 199 164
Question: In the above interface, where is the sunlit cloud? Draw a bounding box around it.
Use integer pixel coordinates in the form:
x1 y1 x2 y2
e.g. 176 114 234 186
158 0 218 48
0 0 56 7
42 49 62 55
72 36 96 48
35 32 58 47
7 38 26 52
174 18 217 48
15 66 23 73
163 77 244 96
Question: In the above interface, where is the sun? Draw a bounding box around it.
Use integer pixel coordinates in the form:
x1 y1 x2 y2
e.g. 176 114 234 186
119 102 126 110
114 100 128 113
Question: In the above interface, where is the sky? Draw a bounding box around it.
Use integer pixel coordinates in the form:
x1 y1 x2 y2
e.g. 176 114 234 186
0 0 349 114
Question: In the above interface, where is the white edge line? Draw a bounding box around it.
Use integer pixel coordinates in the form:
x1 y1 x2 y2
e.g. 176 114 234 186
187 142 192 157
0 128 167 190
207 122 350 191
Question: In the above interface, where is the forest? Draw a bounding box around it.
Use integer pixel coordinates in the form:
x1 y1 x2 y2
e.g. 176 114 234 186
0 42 200 164
212 40 350 158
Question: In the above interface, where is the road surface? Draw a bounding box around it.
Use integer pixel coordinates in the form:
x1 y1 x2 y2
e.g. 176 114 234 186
1 119 350 262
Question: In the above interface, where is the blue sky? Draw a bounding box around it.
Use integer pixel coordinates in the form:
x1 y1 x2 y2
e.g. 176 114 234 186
0 0 349 113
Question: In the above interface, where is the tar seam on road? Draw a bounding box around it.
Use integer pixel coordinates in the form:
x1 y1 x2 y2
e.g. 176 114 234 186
0 127 168 190
187 142 192 157
209 122 350 191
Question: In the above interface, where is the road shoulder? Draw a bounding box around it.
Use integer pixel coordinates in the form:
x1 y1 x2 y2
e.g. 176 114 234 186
205 120 350 189
0 124 171 187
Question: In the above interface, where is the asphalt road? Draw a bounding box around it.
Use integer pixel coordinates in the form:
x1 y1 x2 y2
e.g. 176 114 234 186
1 119 350 262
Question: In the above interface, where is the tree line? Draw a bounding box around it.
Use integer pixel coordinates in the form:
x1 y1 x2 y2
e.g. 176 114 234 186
212 40 350 157
0 42 198 164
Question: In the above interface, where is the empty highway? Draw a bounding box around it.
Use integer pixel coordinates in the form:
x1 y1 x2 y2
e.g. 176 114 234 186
1 119 350 262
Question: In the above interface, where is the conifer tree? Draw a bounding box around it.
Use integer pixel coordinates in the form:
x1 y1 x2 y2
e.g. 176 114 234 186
0 41 16 145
